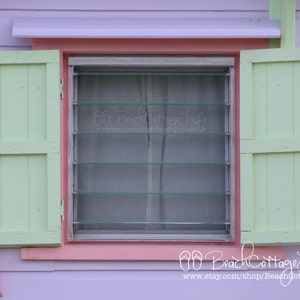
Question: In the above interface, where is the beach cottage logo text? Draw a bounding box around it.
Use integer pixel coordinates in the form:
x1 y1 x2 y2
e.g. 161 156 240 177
179 242 300 287
93 108 208 136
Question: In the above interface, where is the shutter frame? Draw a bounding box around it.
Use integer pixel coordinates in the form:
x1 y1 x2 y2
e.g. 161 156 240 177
0 50 61 246
240 48 300 244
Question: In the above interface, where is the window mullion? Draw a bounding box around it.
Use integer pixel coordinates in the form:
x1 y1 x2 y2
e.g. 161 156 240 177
73 72 79 233
145 75 155 228
224 72 230 232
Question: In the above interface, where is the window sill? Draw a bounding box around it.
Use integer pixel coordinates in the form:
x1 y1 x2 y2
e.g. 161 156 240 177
21 243 285 261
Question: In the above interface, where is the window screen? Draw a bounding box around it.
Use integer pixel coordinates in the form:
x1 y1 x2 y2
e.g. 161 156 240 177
69 57 234 241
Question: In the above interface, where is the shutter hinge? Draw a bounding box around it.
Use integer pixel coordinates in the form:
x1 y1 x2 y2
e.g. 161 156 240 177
60 200 64 221
60 78 64 100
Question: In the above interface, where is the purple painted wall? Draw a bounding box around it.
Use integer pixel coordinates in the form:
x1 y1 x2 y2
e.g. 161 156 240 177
1 247 300 299
0 1 300 299
0 0 272 50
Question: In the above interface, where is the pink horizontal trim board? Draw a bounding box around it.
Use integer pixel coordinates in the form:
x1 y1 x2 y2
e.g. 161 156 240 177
33 38 271 54
21 244 285 261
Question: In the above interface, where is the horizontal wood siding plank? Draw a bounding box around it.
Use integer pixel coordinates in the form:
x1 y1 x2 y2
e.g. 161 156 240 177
0 0 269 11
0 46 31 51
0 249 55 271
0 11 271 20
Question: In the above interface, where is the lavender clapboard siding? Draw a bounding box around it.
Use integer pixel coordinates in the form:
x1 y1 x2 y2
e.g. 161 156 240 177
0 0 271 11
0 18 31 49
1 247 300 299
0 0 278 49
1 270 300 300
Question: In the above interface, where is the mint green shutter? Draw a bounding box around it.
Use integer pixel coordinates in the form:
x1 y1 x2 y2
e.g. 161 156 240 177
240 48 300 244
0 50 61 246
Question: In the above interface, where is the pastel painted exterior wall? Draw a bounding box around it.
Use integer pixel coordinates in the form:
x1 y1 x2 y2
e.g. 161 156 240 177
1 1 300 299
1 246 300 299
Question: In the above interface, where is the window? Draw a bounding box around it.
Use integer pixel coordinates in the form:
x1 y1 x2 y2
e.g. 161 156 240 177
0 42 299 258
68 56 235 241
1 46 299 255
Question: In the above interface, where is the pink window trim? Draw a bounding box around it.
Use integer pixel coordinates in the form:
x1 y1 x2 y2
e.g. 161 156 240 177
21 244 284 261
21 38 285 261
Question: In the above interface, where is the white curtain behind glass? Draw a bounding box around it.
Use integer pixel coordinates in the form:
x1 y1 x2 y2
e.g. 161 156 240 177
75 73 227 233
